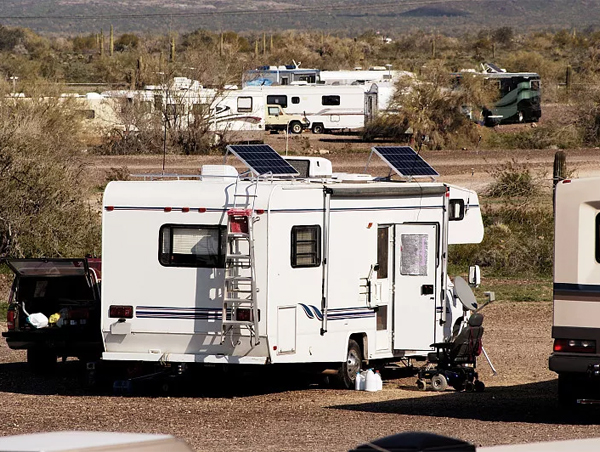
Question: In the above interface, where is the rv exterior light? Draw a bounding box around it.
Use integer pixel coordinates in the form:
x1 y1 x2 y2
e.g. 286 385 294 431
563 179 571 184
182 207 190 213
553 338 596 353
109 305 134 319
105 206 114 211
256 209 265 215
198 208 207 213
164 207 172 212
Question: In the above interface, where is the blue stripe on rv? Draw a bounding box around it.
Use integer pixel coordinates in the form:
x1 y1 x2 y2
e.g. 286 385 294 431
554 283 600 296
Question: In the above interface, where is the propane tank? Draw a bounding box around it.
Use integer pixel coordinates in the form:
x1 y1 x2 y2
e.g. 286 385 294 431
365 369 377 392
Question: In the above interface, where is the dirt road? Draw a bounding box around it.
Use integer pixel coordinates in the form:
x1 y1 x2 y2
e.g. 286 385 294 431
85 135 600 193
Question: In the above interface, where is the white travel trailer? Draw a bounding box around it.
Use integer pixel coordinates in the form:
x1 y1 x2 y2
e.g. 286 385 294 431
241 84 378 133
550 176 600 404
100 146 484 388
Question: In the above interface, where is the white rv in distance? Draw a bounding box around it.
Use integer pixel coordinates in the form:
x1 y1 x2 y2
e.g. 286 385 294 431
550 176 600 404
100 146 484 388
241 84 378 134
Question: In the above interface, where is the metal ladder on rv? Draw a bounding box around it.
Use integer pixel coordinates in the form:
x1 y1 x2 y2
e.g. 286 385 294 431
221 178 260 346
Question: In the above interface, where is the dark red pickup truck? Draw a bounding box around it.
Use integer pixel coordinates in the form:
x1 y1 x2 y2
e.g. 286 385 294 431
2 258 103 372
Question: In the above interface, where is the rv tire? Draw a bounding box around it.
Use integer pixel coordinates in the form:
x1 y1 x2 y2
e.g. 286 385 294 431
335 339 362 389
312 123 325 134
289 121 303 134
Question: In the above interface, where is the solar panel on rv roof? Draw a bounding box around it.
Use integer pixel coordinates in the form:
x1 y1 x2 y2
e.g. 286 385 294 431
226 144 299 176
372 146 439 178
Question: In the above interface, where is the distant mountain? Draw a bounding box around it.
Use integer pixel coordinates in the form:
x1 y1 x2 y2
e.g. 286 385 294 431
0 0 598 34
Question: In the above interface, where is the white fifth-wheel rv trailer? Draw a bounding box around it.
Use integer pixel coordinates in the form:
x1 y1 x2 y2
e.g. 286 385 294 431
100 145 484 388
241 84 379 133
550 176 600 404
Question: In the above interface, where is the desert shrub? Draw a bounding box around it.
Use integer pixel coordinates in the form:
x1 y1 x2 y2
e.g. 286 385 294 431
485 159 544 198
451 160 553 278
0 85 101 258
362 115 411 141
450 203 553 277
485 123 582 150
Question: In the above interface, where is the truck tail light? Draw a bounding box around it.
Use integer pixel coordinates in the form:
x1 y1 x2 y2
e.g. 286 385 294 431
553 338 596 354
7 309 15 330
109 305 134 319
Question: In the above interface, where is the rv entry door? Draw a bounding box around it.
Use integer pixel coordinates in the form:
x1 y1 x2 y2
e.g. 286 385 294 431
393 223 438 352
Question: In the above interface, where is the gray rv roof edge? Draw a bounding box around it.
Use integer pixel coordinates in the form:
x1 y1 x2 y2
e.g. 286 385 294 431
325 184 447 198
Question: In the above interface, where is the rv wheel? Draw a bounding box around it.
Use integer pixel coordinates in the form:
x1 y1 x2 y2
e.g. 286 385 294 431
431 374 448 392
335 339 362 389
289 121 303 134
312 123 324 134
517 111 524 123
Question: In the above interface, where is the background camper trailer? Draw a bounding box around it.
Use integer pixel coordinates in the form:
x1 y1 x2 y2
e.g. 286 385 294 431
550 177 600 405
99 145 484 389
241 84 379 133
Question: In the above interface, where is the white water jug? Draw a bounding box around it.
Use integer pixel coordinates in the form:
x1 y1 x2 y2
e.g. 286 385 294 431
355 371 365 391
365 369 378 392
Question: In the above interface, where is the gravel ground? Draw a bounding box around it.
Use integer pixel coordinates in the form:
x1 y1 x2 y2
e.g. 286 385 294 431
1 301 600 451
3 130 600 449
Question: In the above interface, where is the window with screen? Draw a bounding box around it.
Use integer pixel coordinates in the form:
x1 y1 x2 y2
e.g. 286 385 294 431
291 225 321 268
159 225 226 268
400 234 428 276
322 95 341 106
237 97 252 113
267 95 287 108
291 96 300 104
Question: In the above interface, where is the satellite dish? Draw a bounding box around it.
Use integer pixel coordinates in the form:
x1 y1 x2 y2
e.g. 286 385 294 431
453 276 478 311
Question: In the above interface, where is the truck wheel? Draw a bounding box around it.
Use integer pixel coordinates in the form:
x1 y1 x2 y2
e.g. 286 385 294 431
334 339 362 389
312 123 324 134
289 121 303 134
27 348 57 374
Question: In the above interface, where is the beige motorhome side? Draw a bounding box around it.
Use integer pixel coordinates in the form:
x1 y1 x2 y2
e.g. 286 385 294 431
265 104 309 134
550 177 600 404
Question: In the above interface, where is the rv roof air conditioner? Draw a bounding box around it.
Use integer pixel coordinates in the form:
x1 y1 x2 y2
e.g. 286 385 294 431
201 165 238 181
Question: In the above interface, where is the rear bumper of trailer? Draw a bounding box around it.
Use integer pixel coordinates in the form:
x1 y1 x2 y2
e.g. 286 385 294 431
102 352 268 365
549 354 600 374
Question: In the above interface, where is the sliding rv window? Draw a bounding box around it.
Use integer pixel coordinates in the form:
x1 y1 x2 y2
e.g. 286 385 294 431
322 95 341 106
159 225 226 268
267 95 288 108
237 97 253 113
449 199 465 221
291 225 321 268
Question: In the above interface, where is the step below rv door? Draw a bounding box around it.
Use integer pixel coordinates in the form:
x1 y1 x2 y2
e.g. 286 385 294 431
392 223 439 352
